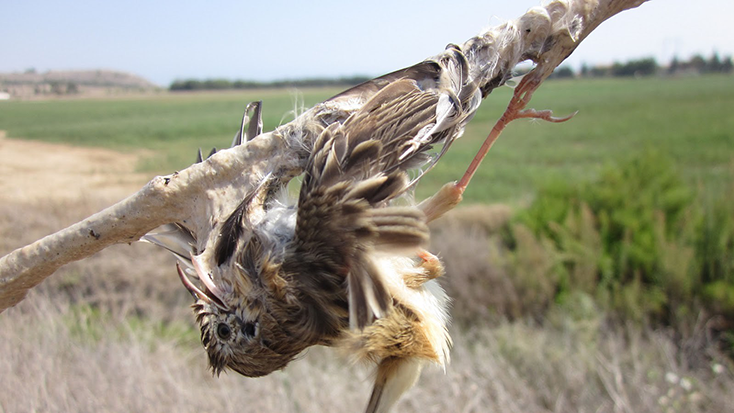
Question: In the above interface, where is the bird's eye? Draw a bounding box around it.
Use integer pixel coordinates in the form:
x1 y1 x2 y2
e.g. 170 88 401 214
243 322 257 337
216 323 232 340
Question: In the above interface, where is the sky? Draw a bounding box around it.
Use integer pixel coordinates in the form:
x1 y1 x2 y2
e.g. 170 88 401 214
2 0 733 87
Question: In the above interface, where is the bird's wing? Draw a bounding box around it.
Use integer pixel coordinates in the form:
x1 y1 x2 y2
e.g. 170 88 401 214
285 126 428 330
326 60 442 105
284 84 438 330
285 53 480 331
331 48 482 187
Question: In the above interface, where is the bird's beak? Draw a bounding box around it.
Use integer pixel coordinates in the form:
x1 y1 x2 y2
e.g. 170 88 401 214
176 260 228 310
191 254 226 300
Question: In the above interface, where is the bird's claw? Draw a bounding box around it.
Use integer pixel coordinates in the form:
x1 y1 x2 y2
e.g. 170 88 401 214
516 108 578 123
417 249 444 280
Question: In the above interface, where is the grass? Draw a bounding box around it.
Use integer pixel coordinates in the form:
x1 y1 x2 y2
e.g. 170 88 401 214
1 76 733 410
431 74 734 204
1 198 732 413
4 290 732 412
0 88 341 176
1 75 732 204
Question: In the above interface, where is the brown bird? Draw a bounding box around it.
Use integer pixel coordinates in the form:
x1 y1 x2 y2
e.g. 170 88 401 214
145 47 483 413
142 5 588 406
143 28 575 407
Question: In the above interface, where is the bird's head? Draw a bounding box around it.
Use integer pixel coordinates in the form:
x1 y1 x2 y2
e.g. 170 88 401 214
176 248 301 377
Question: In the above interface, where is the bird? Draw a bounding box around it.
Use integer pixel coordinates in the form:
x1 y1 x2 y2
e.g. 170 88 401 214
144 45 485 413
142 21 578 406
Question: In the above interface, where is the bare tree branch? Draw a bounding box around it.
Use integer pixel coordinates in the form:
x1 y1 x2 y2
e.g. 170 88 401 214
0 0 650 312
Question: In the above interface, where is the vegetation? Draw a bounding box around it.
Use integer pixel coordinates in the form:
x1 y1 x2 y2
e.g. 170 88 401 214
166 54 734 92
510 152 734 332
1 75 732 411
170 55 734 91
0 87 342 173
2 192 733 413
169 76 371 91
1 75 732 205
569 53 734 78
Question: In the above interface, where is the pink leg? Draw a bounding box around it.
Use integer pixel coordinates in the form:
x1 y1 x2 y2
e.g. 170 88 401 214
456 75 575 192
419 74 575 222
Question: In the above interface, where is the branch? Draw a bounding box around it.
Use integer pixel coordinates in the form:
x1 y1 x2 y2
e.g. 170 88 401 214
0 0 649 312
0 133 301 310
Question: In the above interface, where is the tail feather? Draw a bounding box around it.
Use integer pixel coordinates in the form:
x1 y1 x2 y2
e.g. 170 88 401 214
365 357 424 413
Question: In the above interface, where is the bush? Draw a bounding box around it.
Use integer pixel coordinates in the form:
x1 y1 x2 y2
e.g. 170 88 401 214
611 57 658 77
511 151 734 328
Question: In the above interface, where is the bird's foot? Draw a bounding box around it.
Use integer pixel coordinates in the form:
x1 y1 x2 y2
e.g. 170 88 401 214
456 74 574 192
404 249 445 289
417 249 444 280
516 108 577 123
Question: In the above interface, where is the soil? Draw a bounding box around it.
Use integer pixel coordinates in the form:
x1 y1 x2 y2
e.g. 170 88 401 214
0 131 150 203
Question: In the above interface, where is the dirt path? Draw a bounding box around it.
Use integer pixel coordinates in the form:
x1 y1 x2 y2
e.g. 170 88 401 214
0 131 150 203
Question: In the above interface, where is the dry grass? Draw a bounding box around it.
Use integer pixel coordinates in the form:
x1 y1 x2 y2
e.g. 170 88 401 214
430 204 559 321
2 199 733 412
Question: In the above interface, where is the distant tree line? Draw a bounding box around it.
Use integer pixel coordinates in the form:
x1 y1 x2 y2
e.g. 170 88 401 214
169 76 371 91
550 53 733 79
170 54 732 91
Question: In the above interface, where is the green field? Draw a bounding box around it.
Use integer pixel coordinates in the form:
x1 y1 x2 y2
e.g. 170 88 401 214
1 75 732 204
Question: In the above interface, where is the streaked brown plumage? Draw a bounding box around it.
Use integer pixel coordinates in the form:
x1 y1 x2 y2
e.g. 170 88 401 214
146 46 482 413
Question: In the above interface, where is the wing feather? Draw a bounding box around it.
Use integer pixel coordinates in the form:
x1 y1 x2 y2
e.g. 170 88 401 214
287 49 481 329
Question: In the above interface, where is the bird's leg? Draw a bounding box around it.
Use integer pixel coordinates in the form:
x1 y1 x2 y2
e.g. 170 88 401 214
404 249 445 289
417 181 463 223
365 357 423 413
417 75 574 224
455 74 575 192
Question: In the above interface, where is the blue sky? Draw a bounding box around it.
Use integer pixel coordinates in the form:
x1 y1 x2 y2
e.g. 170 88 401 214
2 0 732 86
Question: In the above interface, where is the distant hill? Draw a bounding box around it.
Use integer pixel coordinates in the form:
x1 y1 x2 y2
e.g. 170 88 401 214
0 69 160 99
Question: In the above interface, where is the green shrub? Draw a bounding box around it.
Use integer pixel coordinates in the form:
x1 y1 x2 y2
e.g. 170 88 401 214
509 151 734 328
698 186 734 286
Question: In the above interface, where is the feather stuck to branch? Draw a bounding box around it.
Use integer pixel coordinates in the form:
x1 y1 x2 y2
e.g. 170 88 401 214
0 0 649 312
